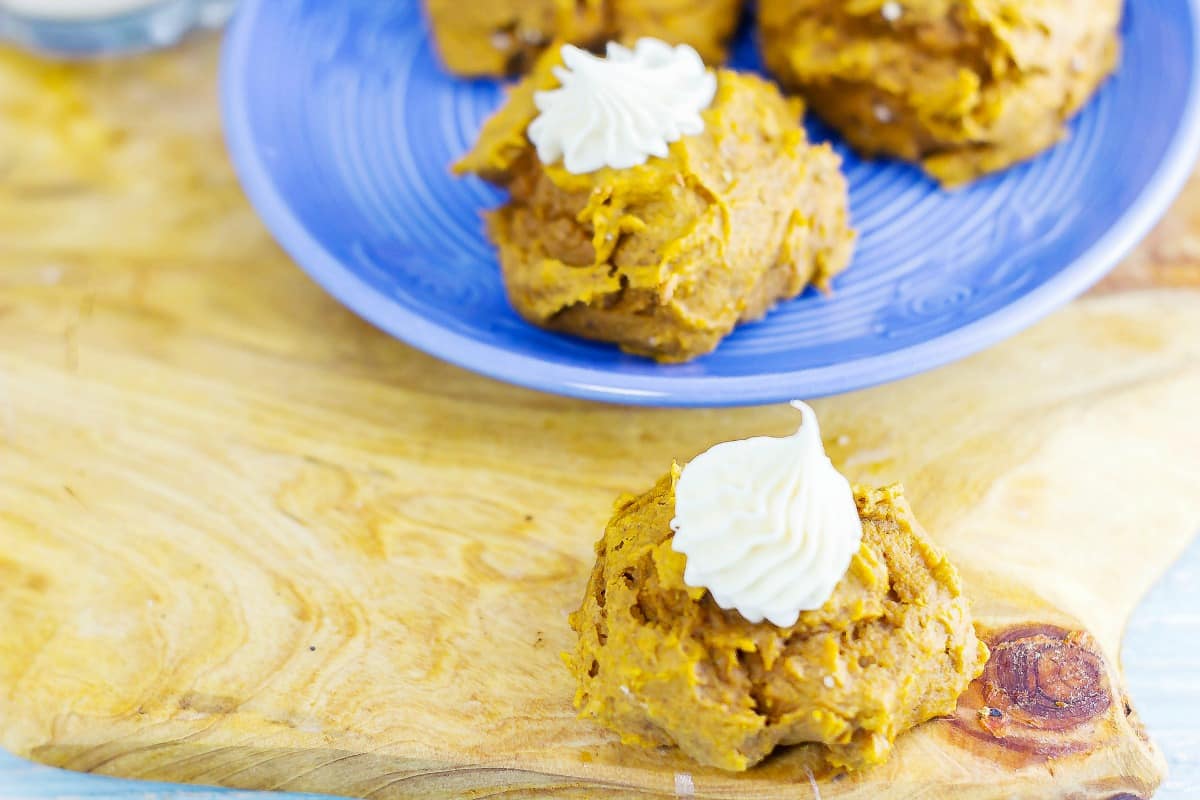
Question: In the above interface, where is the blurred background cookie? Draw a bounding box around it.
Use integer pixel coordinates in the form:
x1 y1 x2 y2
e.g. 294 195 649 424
760 0 1123 186
425 0 741 76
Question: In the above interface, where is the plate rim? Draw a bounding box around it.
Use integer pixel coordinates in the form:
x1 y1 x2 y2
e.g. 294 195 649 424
220 0 1200 408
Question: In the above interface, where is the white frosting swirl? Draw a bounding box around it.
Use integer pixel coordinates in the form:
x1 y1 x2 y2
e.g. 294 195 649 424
527 38 717 174
670 402 863 627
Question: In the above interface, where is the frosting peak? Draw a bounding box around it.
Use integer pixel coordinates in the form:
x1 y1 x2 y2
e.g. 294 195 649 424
670 402 863 628
528 39 717 174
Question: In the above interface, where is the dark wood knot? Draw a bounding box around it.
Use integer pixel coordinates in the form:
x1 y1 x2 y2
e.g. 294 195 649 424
948 624 1113 759
979 625 1110 734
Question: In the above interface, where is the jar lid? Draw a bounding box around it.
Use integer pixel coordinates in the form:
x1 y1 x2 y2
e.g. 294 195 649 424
0 0 235 58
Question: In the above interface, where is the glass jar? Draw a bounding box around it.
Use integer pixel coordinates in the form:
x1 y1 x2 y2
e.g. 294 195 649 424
0 0 235 57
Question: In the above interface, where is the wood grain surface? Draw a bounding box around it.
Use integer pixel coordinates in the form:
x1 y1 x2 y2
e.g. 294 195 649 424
2 35 1200 800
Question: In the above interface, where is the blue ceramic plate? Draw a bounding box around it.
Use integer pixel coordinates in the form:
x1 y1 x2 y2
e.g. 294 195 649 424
222 0 1200 407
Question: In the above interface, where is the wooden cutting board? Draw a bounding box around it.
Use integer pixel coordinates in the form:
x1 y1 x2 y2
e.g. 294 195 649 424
2 36 1200 800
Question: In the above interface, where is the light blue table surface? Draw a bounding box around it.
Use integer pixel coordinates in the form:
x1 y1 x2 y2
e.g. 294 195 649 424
2 537 1197 799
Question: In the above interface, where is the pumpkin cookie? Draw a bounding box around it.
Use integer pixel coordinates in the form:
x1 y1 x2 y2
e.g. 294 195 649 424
425 0 742 76
457 42 854 362
759 0 1122 186
566 403 988 770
